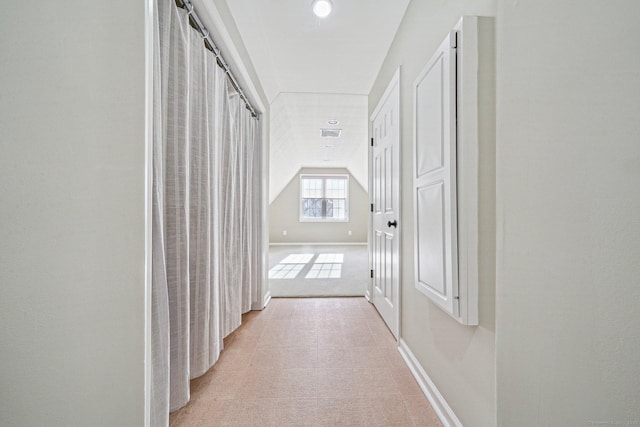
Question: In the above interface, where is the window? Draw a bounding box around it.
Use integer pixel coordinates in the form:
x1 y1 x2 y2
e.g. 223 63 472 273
300 174 349 222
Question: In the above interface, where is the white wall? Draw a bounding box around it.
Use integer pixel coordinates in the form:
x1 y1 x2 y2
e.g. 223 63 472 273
368 1 497 425
0 2 146 425
495 1 640 425
269 168 368 243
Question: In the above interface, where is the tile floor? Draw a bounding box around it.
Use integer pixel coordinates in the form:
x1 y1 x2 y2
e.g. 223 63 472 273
169 297 442 426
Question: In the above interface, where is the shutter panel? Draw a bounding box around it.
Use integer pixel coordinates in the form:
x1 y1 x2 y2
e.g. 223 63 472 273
413 31 459 317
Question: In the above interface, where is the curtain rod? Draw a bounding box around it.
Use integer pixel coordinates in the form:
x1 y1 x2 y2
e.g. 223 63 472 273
176 0 259 119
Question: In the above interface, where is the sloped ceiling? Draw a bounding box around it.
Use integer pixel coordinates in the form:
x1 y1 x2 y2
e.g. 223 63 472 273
222 0 410 202
269 93 368 203
225 0 410 102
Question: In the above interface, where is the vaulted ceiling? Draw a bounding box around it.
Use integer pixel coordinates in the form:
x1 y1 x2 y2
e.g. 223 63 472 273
223 0 411 201
269 93 368 203
225 0 410 101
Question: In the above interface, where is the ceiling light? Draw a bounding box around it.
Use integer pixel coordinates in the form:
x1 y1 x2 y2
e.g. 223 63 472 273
325 144 334 148
327 119 339 125
312 0 333 18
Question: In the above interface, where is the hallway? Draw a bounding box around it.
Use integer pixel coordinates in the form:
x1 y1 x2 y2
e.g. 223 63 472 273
169 298 442 426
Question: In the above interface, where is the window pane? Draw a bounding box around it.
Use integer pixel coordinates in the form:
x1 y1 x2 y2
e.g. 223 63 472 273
302 178 323 198
302 198 323 218
300 176 348 221
326 199 345 219
325 178 346 198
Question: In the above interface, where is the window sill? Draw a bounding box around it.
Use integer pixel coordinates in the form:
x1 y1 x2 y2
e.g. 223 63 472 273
299 218 349 223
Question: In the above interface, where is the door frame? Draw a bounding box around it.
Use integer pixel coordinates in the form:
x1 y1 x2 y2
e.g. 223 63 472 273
368 67 401 340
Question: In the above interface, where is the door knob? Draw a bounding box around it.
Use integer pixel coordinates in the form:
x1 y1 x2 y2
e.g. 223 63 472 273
387 220 398 228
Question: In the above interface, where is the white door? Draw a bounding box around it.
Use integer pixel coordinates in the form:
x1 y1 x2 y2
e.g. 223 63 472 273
370 70 401 338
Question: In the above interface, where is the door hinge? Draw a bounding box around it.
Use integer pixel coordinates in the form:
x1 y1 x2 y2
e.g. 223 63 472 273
370 269 374 278
370 203 374 212
370 137 374 147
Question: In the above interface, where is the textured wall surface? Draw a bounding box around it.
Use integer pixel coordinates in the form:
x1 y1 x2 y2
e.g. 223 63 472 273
0 1 146 425
495 1 640 425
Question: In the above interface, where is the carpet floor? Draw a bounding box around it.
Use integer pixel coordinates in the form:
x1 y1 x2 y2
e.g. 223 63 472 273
269 244 368 297
169 297 443 426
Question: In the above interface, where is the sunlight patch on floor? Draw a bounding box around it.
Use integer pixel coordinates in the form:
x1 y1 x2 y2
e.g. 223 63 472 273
315 253 344 263
305 263 343 279
269 252 346 280
279 253 315 264
268 263 306 279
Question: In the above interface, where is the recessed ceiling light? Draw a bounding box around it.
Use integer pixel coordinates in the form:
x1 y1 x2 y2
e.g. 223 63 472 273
327 119 339 125
312 0 333 18
325 144 334 148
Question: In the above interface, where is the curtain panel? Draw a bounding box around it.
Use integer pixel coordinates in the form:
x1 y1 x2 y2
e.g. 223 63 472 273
151 0 263 424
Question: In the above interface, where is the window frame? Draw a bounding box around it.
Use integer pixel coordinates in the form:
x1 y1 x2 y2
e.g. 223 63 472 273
299 174 350 222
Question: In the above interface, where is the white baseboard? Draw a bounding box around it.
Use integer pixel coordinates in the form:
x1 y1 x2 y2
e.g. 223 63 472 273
262 291 271 308
251 290 271 311
398 339 463 427
269 242 368 246
364 287 372 302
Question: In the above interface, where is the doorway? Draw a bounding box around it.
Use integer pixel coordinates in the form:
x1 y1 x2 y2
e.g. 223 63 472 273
267 93 370 297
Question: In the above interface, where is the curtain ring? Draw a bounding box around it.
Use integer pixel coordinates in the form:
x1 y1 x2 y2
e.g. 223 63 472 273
201 29 209 39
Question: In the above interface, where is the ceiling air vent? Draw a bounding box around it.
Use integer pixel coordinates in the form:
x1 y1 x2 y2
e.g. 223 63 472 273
321 128 342 138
